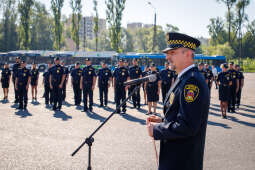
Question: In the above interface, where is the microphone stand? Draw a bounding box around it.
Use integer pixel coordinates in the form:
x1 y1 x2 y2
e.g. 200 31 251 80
71 84 142 170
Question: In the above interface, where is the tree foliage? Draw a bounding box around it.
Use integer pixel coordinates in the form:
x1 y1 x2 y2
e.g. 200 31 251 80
70 0 82 50
18 0 34 50
93 0 99 51
51 0 64 50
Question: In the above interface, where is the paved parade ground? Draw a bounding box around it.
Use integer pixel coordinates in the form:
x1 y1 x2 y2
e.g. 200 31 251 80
0 73 254 170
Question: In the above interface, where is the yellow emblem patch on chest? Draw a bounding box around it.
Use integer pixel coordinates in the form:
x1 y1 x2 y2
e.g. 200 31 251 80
89 71 91 75
23 73 26 77
169 92 175 105
184 84 199 103
57 70 59 73
122 72 125 76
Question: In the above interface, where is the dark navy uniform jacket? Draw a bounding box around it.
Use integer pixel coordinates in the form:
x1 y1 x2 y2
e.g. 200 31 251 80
43 68 52 87
98 68 112 86
1 68 11 82
160 69 174 86
129 65 142 79
81 65 96 86
16 68 31 86
217 72 231 86
71 68 82 84
63 66 69 82
31 69 39 82
49 64 64 85
113 67 129 86
205 68 213 84
12 63 20 80
228 69 239 87
153 66 209 170
237 71 244 86
199 69 208 81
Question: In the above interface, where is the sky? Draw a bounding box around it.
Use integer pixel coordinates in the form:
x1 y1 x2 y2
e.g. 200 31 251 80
39 0 255 38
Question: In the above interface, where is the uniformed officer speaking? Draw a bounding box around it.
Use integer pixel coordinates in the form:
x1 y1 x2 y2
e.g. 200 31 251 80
147 32 210 170
80 58 97 112
71 62 82 106
98 61 112 107
49 57 65 111
15 61 31 110
129 59 142 109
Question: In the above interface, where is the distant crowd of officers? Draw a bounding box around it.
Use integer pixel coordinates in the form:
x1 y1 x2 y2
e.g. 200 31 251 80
0 57 244 117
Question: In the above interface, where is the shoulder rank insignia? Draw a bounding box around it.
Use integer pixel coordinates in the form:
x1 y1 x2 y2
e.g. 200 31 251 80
184 84 199 103
169 92 175 105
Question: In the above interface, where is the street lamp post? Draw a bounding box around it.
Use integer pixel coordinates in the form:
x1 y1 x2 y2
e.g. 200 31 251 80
148 1 157 52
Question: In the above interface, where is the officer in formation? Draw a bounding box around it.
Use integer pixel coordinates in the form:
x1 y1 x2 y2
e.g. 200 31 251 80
113 58 130 114
30 63 39 101
1 63 11 101
205 64 213 92
43 62 53 106
235 64 244 108
147 32 209 170
71 62 82 106
15 61 31 110
160 62 175 103
227 62 239 113
142 66 150 105
61 61 69 102
129 58 142 109
80 58 97 112
12 56 21 103
49 57 65 111
145 63 161 115
198 63 208 84
217 63 231 118
97 61 112 107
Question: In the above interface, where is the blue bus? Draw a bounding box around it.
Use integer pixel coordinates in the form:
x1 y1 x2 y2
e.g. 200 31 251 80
117 53 226 72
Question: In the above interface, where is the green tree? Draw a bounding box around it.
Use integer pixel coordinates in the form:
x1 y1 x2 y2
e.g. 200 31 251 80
216 0 237 44
70 0 82 50
51 0 64 50
30 1 54 50
93 0 99 51
105 0 126 52
18 0 34 50
202 43 235 60
207 17 228 45
0 0 19 51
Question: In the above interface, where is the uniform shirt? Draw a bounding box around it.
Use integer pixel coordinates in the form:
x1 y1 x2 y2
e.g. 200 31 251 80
217 71 231 86
31 68 39 82
153 66 209 170
228 69 239 87
63 66 69 81
12 63 20 79
71 68 82 84
81 65 96 84
129 65 142 79
98 67 112 85
160 69 174 86
43 68 52 86
237 71 244 85
205 68 213 84
147 71 160 87
113 66 129 86
16 67 31 85
1 68 11 81
199 69 208 81
49 64 64 85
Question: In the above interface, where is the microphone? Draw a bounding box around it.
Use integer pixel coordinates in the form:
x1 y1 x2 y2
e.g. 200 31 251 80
124 74 157 86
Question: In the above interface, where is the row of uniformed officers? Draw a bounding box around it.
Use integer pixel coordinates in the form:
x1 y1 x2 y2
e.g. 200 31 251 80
0 57 244 115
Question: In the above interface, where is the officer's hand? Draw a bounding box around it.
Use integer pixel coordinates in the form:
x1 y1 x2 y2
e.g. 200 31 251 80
59 84 63 89
92 86 95 91
15 86 18 90
80 85 82 90
50 85 53 89
147 122 154 138
108 83 110 88
147 115 162 123
157 90 160 95
125 86 128 91
26 85 29 90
